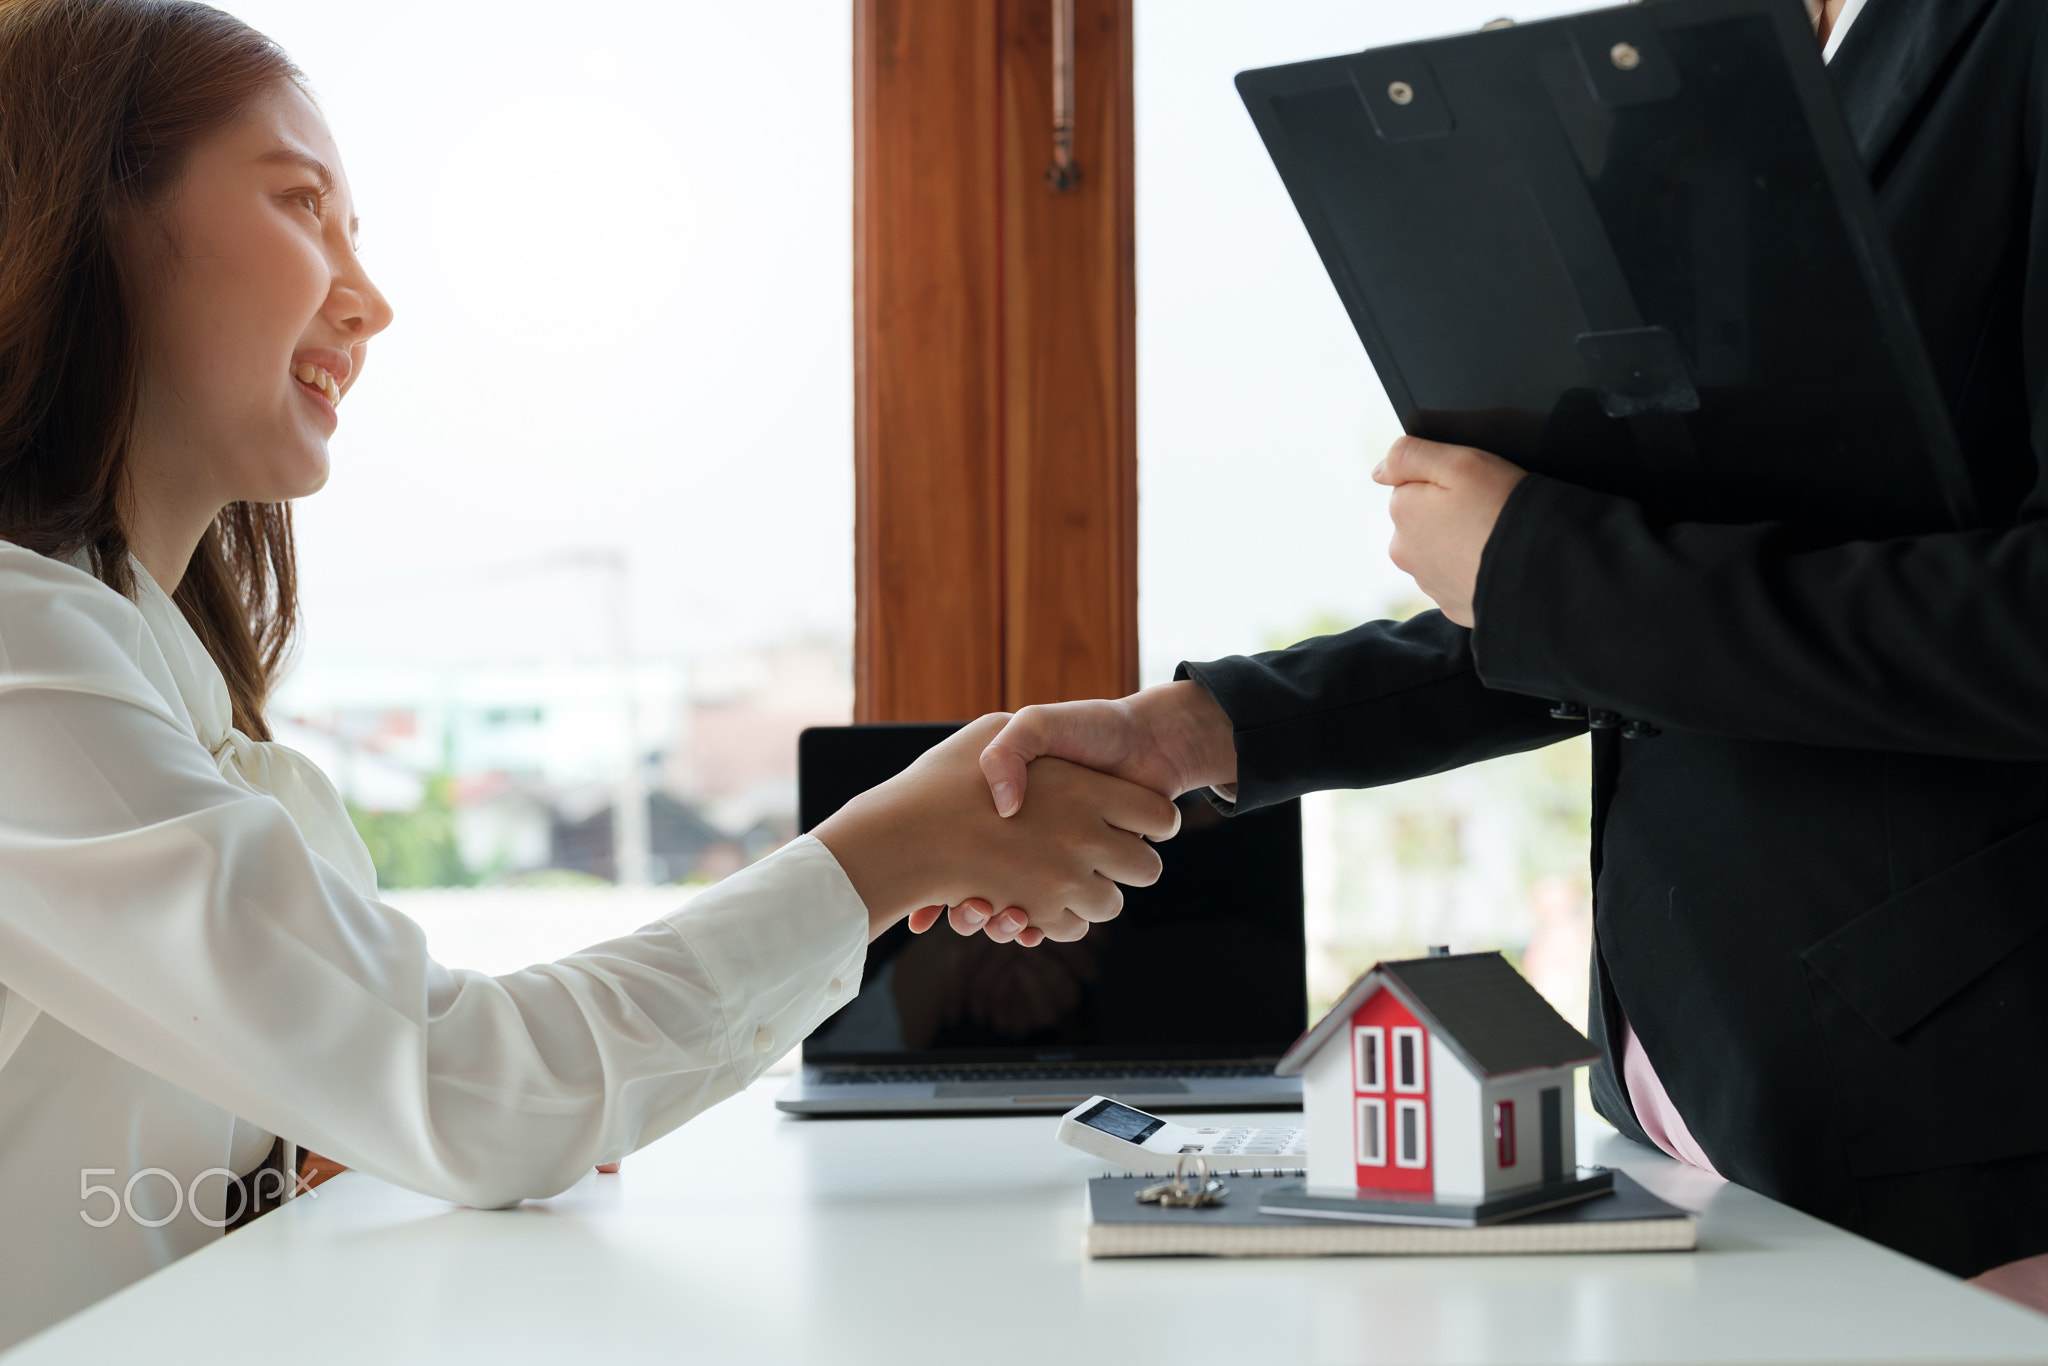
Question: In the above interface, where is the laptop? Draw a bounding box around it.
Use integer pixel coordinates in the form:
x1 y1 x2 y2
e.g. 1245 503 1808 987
777 723 1306 1115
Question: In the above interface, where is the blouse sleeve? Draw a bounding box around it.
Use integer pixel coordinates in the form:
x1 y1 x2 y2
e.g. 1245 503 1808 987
0 585 867 1210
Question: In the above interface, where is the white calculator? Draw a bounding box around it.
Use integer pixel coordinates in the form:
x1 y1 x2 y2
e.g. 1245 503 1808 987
1055 1095 1306 1174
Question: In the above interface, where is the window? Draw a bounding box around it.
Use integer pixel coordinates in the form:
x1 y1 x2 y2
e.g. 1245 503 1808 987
1395 1099 1428 1168
1393 1026 1425 1093
1495 1100 1517 1169
1356 1097 1386 1166
1353 1026 1384 1092
249 1 855 929
1137 0 1599 1041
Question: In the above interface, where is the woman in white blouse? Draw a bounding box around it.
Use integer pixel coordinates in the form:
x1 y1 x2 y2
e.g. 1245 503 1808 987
0 0 1179 1346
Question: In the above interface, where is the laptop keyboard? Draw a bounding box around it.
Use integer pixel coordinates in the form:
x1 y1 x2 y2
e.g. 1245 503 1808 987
814 1063 1276 1085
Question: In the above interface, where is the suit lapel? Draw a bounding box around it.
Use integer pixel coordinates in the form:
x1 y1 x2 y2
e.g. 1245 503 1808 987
1828 0 2004 175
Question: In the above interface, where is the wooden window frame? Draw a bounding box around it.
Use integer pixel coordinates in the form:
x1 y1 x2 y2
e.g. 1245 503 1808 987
854 0 1137 721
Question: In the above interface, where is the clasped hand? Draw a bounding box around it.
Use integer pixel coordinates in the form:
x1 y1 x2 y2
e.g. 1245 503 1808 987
811 715 1181 947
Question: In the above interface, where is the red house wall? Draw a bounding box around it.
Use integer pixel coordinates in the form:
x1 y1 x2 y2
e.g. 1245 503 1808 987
1350 988 1431 1193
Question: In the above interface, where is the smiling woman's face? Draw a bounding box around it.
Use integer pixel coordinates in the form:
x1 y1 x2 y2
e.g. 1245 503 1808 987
122 79 393 532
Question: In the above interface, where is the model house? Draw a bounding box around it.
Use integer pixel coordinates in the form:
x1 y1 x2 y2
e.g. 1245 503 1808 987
1276 950 1600 1199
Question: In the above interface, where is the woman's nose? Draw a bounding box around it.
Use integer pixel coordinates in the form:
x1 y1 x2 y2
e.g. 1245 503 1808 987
332 261 395 341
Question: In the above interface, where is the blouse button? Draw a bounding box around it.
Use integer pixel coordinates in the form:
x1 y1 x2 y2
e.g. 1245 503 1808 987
828 978 844 997
753 1026 775 1053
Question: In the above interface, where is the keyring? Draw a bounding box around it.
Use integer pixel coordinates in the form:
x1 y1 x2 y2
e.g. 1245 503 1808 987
1136 1152 1227 1208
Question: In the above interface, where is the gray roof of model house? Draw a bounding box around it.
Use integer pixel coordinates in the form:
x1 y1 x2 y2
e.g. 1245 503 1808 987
1275 951 1599 1080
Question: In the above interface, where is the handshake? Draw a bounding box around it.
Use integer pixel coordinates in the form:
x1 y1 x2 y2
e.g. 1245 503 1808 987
811 681 1241 946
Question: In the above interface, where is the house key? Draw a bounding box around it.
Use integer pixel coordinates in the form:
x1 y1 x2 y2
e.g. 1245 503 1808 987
1137 1154 1227 1208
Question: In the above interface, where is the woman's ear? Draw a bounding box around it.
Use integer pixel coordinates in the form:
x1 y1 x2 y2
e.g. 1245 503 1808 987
104 198 169 308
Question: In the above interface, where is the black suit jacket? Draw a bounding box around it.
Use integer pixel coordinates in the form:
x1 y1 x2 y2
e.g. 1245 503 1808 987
1182 0 2048 1277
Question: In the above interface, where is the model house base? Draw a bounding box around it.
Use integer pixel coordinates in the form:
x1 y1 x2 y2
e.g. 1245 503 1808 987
1261 1166 1614 1227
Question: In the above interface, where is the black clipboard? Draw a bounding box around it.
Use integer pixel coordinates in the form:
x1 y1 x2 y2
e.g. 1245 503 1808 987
1235 0 1976 538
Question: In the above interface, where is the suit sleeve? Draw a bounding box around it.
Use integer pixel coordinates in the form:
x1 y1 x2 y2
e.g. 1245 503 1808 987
1179 611 1585 814
1471 473 2048 758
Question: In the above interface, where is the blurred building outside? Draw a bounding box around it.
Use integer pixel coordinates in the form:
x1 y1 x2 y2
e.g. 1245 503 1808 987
276 634 853 1078
273 634 854 891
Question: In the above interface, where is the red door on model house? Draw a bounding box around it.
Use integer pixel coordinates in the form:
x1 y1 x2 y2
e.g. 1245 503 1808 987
1349 988 1431 1192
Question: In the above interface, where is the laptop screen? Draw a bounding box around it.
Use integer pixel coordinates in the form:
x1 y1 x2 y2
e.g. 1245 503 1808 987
797 723 1306 1066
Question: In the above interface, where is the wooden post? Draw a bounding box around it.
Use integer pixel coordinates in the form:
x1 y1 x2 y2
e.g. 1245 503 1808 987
854 0 1137 723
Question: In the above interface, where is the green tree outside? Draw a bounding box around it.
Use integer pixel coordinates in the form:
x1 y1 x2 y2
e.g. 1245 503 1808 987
348 773 479 890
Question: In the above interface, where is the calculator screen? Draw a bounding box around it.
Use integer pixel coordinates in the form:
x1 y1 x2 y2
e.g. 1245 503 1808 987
1078 1099 1164 1144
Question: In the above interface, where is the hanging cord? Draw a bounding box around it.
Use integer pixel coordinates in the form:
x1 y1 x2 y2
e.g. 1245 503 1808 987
1045 0 1080 192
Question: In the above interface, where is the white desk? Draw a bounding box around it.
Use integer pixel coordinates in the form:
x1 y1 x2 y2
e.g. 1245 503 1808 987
9 1082 2048 1365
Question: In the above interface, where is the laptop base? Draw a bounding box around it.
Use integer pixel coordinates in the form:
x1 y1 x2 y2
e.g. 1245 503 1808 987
776 1066 1301 1116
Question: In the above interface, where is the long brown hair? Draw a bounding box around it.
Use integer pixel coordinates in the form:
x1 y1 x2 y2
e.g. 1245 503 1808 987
0 0 302 739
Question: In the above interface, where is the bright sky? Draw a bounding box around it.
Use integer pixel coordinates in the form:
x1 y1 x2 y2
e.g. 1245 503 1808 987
226 0 1585 694
1134 0 1588 681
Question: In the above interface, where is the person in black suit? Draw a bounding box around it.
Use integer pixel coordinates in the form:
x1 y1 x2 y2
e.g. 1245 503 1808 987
973 0 2048 1290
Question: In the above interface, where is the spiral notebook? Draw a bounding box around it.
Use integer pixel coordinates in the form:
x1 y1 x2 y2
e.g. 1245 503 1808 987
1084 1170 1696 1259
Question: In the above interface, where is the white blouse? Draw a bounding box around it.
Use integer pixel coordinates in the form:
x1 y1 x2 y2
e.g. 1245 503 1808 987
0 544 868 1350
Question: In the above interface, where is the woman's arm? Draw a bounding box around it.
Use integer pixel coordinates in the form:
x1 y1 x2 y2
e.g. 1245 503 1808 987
0 677 862 1209
0 676 1173 1210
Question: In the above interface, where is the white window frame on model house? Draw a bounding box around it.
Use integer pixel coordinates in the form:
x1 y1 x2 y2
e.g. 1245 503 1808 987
1392 1026 1425 1093
1353 1026 1384 1092
1394 1098 1428 1167
1356 1097 1387 1165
